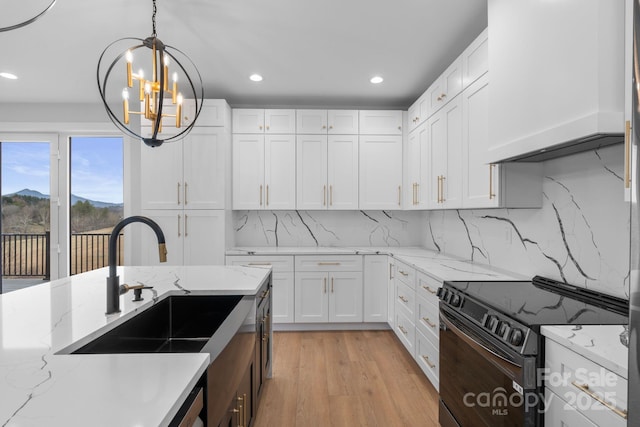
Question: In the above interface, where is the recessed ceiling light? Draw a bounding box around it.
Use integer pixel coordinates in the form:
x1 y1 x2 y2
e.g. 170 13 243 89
250 74 263 82
370 76 384 84
0 72 18 80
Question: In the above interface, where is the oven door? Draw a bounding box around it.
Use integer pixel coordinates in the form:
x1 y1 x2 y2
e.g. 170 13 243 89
439 306 539 427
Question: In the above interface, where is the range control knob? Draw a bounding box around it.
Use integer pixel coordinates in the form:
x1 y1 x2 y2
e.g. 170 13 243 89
450 294 461 307
496 322 510 339
443 290 451 302
437 288 445 299
508 329 525 346
484 315 499 332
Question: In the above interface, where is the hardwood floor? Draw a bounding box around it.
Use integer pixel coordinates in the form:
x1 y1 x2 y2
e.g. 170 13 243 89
253 330 440 427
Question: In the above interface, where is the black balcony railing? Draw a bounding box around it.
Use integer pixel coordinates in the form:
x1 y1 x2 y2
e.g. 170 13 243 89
1 232 124 278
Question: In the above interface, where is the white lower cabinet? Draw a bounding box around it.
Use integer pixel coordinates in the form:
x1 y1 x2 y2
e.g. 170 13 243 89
141 210 225 265
225 255 295 324
395 308 415 357
415 329 439 391
387 258 396 327
294 271 363 323
545 389 597 427
363 255 388 322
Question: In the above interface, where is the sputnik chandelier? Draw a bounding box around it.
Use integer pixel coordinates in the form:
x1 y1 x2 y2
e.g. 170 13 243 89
97 0 203 147
0 1 57 33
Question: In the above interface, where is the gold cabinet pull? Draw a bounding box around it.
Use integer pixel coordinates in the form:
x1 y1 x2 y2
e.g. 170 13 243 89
398 325 408 335
324 277 327 294
259 185 263 206
184 182 188 205
177 182 181 205
421 355 436 369
266 125 270 130
398 185 401 206
625 120 631 189
389 263 393 280
436 176 441 203
422 317 436 328
489 164 496 199
323 185 326 206
440 176 446 202
248 262 272 266
184 214 188 237
398 270 409 277
266 185 270 206
331 277 334 293
399 295 409 303
318 262 341 266
330 185 333 206
416 183 419 205
237 395 245 427
571 381 628 419
422 285 436 294
177 214 181 237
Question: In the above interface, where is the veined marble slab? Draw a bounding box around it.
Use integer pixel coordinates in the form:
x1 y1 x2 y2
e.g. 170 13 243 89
542 325 628 379
0 265 270 427
226 246 526 282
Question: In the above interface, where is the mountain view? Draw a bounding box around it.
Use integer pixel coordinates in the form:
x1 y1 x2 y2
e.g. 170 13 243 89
5 188 124 209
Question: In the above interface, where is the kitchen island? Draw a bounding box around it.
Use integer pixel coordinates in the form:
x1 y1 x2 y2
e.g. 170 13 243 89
0 265 271 427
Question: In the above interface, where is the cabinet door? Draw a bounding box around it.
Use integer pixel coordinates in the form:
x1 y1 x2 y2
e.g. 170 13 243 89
183 128 226 210
427 112 446 208
358 110 403 135
359 135 403 209
140 138 183 210
442 57 463 103
272 271 294 323
442 96 462 209
296 110 327 134
327 135 358 210
232 109 264 133
462 28 488 88
296 135 327 210
329 271 363 322
183 210 225 265
328 110 359 134
387 258 395 327
462 74 499 208
232 134 264 210
264 135 296 210
363 255 388 323
406 130 421 209
264 109 295 134
295 272 328 323
140 210 184 266
408 101 420 133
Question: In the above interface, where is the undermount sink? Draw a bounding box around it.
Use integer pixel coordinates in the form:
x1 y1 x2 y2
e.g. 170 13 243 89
73 295 243 354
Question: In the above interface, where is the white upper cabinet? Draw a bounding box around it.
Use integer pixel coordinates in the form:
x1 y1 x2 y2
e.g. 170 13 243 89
232 109 265 133
264 109 296 134
462 74 542 208
328 110 359 134
427 96 462 209
359 135 403 209
486 0 625 162
408 93 430 133
232 109 295 133
296 110 359 134
462 28 488 87
232 133 296 210
297 110 328 134
141 127 226 210
359 110 403 135
406 123 429 209
296 134 358 210
427 57 463 117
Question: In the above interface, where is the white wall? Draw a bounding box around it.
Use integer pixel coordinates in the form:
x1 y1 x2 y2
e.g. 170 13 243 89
425 144 630 298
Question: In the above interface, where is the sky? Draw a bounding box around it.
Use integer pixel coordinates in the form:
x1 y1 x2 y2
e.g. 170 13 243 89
1 137 124 204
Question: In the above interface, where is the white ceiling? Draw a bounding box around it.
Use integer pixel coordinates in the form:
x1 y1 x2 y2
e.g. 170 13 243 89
0 0 487 109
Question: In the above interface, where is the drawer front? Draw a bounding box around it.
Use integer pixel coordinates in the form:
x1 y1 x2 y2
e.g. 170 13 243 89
395 309 415 357
545 388 597 427
416 271 441 304
416 329 439 391
416 295 439 345
396 281 416 318
394 260 415 289
545 339 627 426
226 255 294 273
295 255 362 272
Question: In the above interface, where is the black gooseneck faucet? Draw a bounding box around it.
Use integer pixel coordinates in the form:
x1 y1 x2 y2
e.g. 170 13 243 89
106 216 167 315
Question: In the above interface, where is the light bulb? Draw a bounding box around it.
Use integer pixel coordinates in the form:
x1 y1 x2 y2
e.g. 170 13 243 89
138 69 144 79
122 88 129 100
144 82 151 94
173 72 178 83
126 50 133 63
164 55 170 67
177 93 183 105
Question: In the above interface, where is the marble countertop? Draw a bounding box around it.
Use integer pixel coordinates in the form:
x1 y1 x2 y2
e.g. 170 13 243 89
0 265 271 427
541 325 628 379
227 246 526 282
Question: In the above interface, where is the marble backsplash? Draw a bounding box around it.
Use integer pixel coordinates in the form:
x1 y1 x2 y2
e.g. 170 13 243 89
425 145 630 299
234 209 425 247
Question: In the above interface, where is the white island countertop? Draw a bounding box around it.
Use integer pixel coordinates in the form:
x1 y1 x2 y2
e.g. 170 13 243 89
227 246 526 281
0 265 271 427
